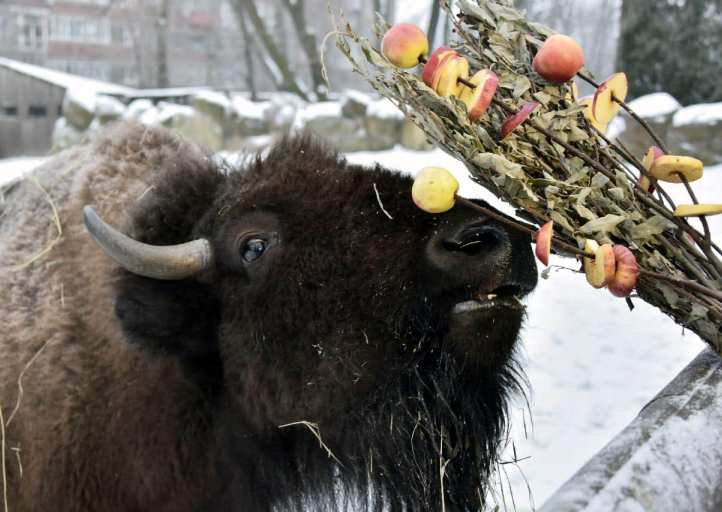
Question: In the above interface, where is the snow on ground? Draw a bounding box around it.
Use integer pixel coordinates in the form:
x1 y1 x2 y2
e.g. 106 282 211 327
673 101 722 127
1 145 716 511
0 157 47 186
626 93 680 119
347 147 710 511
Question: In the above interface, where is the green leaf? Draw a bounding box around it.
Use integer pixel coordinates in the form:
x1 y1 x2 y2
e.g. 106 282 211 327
579 214 626 236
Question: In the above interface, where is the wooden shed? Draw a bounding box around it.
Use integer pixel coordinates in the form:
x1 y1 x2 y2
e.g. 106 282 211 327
0 58 131 158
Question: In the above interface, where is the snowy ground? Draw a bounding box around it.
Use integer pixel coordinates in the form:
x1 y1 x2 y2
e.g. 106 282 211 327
0 149 714 511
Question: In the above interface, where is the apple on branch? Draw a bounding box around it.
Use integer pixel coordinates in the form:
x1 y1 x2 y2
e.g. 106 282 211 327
501 101 540 138
532 34 585 83
592 72 628 125
648 155 704 183
578 96 607 133
533 221 553 266
583 240 616 289
412 166 459 214
459 69 499 120
381 23 429 69
639 146 664 193
674 204 722 217
607 245 639 298
434 55 470 97
422 46 456 87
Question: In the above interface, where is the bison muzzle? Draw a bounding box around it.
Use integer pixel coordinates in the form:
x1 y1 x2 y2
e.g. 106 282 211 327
0 122 537 511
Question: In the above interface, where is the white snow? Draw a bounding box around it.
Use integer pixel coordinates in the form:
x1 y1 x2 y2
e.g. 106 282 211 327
0 57 131 96
64 87 97 115
292 101 343 129
123 99 155 121
626 93 680 120
673 101 722 127
341 89 373 107
0 157 46 186
231 95 270 121
194 90 232 114
367 98 404 120
155 102 195 125
95 95 126 119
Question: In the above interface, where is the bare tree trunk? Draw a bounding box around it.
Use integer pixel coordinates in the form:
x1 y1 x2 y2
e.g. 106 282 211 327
427 1 441 49
235 3 258 100
156 0 169 88
229 0 310 101
279 0 327 101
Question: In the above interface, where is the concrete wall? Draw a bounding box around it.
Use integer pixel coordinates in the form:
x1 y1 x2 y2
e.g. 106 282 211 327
0 66 64 157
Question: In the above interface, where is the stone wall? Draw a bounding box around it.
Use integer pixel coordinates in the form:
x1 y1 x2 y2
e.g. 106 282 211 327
52 89 435 155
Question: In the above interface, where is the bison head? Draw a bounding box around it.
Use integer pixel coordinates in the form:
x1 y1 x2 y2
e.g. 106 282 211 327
86 135 537 510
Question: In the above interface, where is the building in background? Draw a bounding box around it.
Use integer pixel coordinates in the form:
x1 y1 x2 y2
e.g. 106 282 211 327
0 0 247 89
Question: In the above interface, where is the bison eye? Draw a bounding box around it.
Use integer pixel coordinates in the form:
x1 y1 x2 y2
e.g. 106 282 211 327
241 238 267 263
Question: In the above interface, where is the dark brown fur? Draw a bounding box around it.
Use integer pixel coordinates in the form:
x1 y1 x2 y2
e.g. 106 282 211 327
0 122 536 511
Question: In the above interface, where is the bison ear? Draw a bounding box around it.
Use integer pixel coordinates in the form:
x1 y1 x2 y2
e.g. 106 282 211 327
114 273 219 360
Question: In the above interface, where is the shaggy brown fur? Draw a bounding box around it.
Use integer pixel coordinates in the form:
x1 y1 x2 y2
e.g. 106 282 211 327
0 122 536 511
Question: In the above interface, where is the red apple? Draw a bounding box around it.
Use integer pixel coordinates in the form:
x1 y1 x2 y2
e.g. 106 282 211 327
584 241 616 289
607 245 639 297
501 101 540 138
533 221 553 266
381 23 429 69
532 34 585 83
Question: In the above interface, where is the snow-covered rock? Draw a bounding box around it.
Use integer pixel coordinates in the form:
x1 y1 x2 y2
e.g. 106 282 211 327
95 95 126 124
51 117 85 151
364 98 404 151
123 99 155 121
627 92 680 120
192 90 232 126
228 95 270 138
669 101 722 165
340 89 372 119
62 89 96 130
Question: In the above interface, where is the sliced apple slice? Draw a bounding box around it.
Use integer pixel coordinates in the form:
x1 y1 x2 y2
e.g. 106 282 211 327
412 166 459 214
533 220 553 266
592 72 628 125
422 46 456 87
501 101 540 138
458 69 498 120
648 155 704 183
674 204 722 217
430 52 457 91
578 96 607 133
608 245 639 298
435 55 469 97
639 146 664 193
584 242 616 289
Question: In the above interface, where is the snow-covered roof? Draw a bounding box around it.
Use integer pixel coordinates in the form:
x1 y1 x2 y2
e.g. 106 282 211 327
0 57 133 96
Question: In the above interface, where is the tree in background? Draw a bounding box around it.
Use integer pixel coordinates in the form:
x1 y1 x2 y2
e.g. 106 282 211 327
618 0 722 105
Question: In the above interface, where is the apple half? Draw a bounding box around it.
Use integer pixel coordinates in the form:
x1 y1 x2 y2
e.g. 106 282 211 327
533 220 553 266
501 101 540 138
434 55 470 97
422 46 456 87
578 96 607 133
458 69 499 120
592 72 628 125
674 204 722 217
583 240 616 289
639 146 664 193
648 155 704 183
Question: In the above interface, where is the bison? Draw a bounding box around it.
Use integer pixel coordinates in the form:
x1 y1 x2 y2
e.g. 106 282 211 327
0 122 537 511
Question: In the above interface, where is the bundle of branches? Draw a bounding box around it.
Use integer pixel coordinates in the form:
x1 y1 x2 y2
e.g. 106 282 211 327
333 0 722 352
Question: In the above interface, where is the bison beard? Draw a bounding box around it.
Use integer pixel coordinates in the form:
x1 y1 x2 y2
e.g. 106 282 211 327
212 300 526 512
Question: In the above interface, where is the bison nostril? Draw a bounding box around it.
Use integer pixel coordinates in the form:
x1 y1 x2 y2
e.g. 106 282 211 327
442 226 503 255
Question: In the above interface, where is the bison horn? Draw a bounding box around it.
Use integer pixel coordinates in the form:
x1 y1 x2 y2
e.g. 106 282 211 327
83 206 213 280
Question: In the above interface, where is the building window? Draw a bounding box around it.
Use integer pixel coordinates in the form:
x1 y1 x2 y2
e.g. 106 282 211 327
1 106 18 117
50 15 111 45
17 13 46 50
111 24 133 47
28 105 48 118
